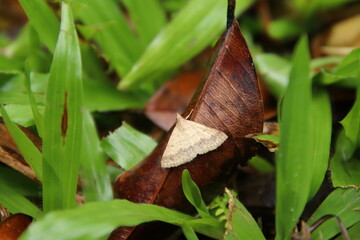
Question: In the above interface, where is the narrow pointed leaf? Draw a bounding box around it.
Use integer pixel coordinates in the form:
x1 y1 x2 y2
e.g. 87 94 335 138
276 36 313 240
182 170 212 219
80 110 112 202
122 0 166 47
42 3 83 212
0 178 42 219
119 0 254 89
20 200 223 240
308 188 360 239
73 0 141 77
308 87 332 198
331 88 360 188
24 68 44 137
18 0 60 53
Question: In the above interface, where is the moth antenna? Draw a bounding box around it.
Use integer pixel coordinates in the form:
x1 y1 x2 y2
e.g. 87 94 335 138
227 0 235 29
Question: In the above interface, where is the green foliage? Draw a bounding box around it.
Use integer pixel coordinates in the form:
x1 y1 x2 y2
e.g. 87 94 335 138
1 107 42 180
101 122 157 170
331 88 360 188
182 170 213 219
0 176 42 219
119 0 254 89
308 188 360 239
0 0 360 239
276 36 314 239
42 3 83 212
223 190 266 240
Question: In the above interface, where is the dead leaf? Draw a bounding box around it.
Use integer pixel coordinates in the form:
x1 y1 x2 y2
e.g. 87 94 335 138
0 213 32 240
145 70 204 131
109 0 264 238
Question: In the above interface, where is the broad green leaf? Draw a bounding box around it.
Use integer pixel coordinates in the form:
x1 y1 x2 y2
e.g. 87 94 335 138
331 131 360 188
18 0 60 53
341 88 360 149
224 190 265 240
308 87 332 198
308 188 360 239
331 87 360 188
0 55 23 74
42 3 83 212
119 0 254 89
80 110 112 202
0 70 46 107
122 0 166 48
73 0 141 77
254 53 290 98
318 48 360 86
1 107 42 180
0 176 42 219
276 36 313 240
2 104 38 127
182 170 212 219
336 221 360 240
181 224 199 240
101 122 157 170
20 200 224 240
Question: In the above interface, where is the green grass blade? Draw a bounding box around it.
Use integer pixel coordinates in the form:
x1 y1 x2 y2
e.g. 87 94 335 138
0 176 42 219
181 224 199 240
119 0 254 89
18 0 60 53
20 199 223 240
1 104 39 127
318 48 360 85
42 2 83 212
308 87 332 198
275 36 313 240
331 87 360 188
80 110 113 202
24 68 44 137
122 0 166 48
182 170 212 219
0 107 42 181
331 130 360 188
73 0 141 77
224 191 266 240
101 122 157 170
254 53 291 98
308 188 360 239
341 88 360 149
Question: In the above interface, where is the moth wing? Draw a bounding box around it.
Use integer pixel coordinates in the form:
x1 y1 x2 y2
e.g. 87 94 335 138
161 115 227 168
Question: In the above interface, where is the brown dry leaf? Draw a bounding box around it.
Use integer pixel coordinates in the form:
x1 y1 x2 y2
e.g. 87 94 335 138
109 0 263 238
145 70 204 131
0 213 32 240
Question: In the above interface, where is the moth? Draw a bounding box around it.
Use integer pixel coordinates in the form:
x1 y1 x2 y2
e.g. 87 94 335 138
161 114 228 168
